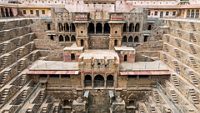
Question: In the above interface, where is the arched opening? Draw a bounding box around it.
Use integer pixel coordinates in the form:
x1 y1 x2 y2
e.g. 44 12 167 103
114 39 118 46
122 36 127 43
128 36 133 42
124 55 127 62
59 35 64 42
107 75 114 87
65 35 70 41
58 23 63 32
84 75 92 87
129 100 135 106
88 23 94 33
134 36 139 43
80 39 84 46
70 23 75 32
5 8 9 17
104 23 110 33
129 23 134 32
1 8 5 17
63 100 71 106
123 23 127 32
148 24 152 30
71 53 75 60
71 35 76 41
144 36 148 42
135 23 140 32
94 75 104 87
64 23 69 32
96 23 102 33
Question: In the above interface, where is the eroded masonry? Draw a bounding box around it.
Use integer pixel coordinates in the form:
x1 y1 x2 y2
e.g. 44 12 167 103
0 1 200 113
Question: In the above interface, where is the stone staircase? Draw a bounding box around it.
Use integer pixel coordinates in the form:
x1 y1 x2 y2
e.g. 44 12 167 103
174 49 181 58
0 89 9 105
153 90 160 104
188 71 199 86
188 89 199 105
171 75 180 87
189 57 198 68
189 44 197 54
170 90 178 104
189 33 197 43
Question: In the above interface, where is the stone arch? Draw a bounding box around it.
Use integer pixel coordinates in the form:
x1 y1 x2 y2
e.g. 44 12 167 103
70 23 75 32
135 23 140 32
94 75 104 87
64 23 69 32
128 36 133 42
122 36 127 43
123 23 127 32
96 23 102 33
107 75 114 87
88 22 94 33
129 23 134 32
58 23 63 32
80 39 84 46
59 35 64 42
65 35 70 41
134 36 139 43
84 75 92 87
104 23 110 33
71 35 76 41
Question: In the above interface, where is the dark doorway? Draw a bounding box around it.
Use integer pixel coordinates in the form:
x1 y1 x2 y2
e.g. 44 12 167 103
59 35 64 42
123 23 127 32
124 55 127 62
96 23 102 33
81 39 84 46
94 75 104 87
71 53 75 60
84 75 92 87
5 8 9 17
58 23 63 32
144 36 148 42
122 36 127 43
47 23 51 30
134 36 139 43
129 23 134 32
64 23 69 32
65 35 70 41
88 23 95 33
9 8 13 17
114 40 118 46
70 23 75 32
128 36 133 42
148 24 152 30
71 35 76 41
107 75 114 87
104 23 110 33
135 23 140 32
